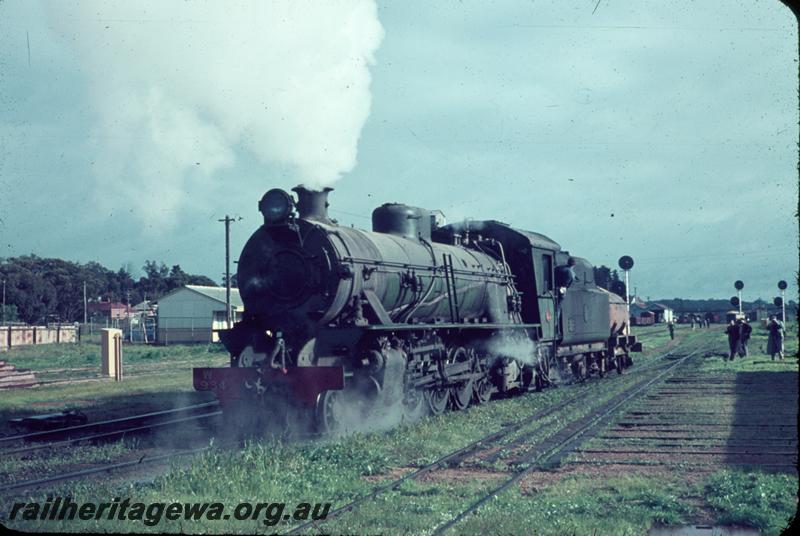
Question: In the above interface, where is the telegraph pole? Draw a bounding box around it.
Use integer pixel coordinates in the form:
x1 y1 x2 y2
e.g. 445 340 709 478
126 290 132 342
218 215 238 329
83 281 88 324
2 279 5 325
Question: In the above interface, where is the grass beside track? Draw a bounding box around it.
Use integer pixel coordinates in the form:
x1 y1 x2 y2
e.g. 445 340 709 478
0 342 225 494
2 340 227 375
0 342 225 433
0 324 796 534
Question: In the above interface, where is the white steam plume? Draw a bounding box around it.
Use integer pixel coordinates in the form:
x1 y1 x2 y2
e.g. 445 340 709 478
486 333 537 366
48 1 384 226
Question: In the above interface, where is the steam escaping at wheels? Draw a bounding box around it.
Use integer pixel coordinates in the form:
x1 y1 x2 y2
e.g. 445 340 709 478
314 385 420 436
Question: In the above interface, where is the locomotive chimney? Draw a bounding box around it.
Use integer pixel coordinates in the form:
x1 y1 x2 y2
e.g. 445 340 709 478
292 186 333 223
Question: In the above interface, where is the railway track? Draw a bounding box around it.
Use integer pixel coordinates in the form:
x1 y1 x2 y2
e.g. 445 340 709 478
33 357 223 377
571 356 798 471
284 338 710 535
0 402 222 492
1 410 220 457
1 401 220 445
0 446 214 495
429 342 708 535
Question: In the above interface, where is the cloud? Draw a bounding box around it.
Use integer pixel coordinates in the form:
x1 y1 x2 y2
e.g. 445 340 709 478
47 0 384 228
3 1 794 300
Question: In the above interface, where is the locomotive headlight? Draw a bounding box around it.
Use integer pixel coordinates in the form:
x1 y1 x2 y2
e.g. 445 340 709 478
259 188 294 223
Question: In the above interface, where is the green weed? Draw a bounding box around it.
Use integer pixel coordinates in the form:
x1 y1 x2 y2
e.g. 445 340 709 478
703 469 797 534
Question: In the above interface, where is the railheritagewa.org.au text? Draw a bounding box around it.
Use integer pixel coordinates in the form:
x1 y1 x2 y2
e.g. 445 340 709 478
8 497 331 527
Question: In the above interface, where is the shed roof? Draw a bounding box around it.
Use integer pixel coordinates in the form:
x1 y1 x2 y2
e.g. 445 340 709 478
132 300 152 311
630 304 654 316
159 285 243 309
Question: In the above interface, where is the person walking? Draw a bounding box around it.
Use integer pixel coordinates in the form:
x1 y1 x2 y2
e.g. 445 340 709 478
725 320 739 361
766 314 785 360
737 318 752 358
668 321 675 340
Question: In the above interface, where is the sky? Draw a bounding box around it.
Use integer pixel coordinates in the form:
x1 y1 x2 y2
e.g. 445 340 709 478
0 0 797 302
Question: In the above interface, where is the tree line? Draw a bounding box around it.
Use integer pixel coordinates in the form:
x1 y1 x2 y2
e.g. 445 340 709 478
654 297 796 314
0 256 217 324
1 256 791 325
0 259 625 324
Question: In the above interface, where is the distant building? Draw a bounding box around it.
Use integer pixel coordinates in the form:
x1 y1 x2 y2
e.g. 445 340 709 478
646 303 674 324
87 301 133 321
132 300 156 316
745 307 770 322
629 304 655 325
627 296 671 324
156 285 243 344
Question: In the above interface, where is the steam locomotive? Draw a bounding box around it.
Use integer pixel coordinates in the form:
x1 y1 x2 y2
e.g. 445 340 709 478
194 186 640 433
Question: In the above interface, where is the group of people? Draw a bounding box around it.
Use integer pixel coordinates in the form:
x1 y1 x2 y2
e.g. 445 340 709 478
725 318 753 360
689 315 711 329
666 315 710 339
725 315 785 361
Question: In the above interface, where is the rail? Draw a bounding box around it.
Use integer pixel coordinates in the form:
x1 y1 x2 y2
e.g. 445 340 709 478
0 401 219 444
283 338 707 535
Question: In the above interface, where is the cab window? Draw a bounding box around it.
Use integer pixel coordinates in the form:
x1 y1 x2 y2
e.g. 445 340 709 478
541 254 553 291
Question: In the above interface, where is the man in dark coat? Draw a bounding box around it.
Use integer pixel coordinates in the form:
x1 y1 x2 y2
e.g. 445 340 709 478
725 320 739 361
737 318 752 357
554 257 577 339
555 257 577 291
766 315 785 360
668 321 675 340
